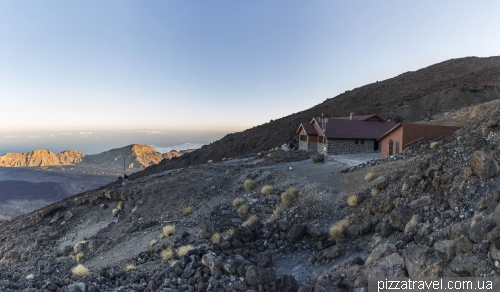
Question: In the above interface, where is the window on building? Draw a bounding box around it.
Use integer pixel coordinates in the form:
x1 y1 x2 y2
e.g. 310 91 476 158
300 135 306 142
355 140 359 144
396 141 400 154
388 140 393 155
319 136 325 143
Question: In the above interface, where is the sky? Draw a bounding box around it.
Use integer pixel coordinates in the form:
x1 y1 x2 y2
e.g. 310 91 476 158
0 1 499 134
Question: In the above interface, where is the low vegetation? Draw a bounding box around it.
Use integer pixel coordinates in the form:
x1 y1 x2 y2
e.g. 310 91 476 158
163 225 175 237
364 172 374 182
281 187 298 203
347 195 358 207
161 248 173 261
26 274 34 280
117 200 125 211
371 188 379 197
244 179 255 192
242 215 259 227
232 198 244 207
182 206 193 216
149 239 157 246
237 204 250 215
125 264 136 271
176 245 193 256
71 264 90 277
76 252 83 263
261 185 273 195
112 209 118 216
330 219 349 239
211 232 221 244
273 203 287 218
430 141 438 149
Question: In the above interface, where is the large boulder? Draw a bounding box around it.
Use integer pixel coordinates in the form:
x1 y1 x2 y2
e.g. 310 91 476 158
245 265 276 288
312 154 324 164
470 151 499 180
469 217 496 243
403 244 441 277
389 207 414 231
287 224 307 243
449 253 491 276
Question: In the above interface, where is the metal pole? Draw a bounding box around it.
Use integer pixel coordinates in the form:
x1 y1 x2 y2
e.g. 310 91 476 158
123 157 125 176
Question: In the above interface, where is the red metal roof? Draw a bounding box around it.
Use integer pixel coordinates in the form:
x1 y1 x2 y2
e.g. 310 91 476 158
330 114 385 121
297 123 318 135
313 119 397 139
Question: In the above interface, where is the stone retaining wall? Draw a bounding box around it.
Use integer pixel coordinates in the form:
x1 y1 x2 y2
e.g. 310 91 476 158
326 139 376 155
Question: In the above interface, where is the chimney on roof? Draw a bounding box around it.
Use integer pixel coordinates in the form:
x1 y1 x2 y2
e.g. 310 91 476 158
350 112 355 120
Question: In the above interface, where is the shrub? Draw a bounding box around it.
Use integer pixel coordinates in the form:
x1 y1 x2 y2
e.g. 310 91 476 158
225 170 229 175
364 172 374 182
430 142 438 149
371 188 379 197
176 245 193 256
163 225 175 237
211 232 221 244
71 264 90 277
26 274 34 280
117 201 125 211
244 179 255 192
76 252 84 263
273 203 287 217
161 248 173 261
281 187 298 203
233 198 244 207
197 230 205 239
237 204 250 215
182 206 193 216
329 219 349 239
125 264 136 271
261 185 273 195
227 228 235 235
242 215 259 227
347 195 358 207
112 209 118 216
149 239 157 247
159 234 165 239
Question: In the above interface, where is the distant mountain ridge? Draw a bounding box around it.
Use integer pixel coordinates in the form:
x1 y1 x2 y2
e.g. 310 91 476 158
0 144 188 169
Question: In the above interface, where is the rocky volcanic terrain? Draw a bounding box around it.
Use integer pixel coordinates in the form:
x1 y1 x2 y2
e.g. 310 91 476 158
1 56 500 291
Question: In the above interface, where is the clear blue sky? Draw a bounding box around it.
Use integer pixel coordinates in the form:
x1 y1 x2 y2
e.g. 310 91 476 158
1 0 499 132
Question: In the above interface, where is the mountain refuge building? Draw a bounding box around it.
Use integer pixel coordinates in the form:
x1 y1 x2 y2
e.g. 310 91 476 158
297 113 397 155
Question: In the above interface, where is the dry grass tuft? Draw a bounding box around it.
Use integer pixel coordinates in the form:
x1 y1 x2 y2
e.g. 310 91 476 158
233 198 244 207
117 201 125 210
149 239 157 246
330 219 349 239
430 142 438 149
244 179 256 192
159 234 165 239
161 248 173 261
26 274 35 280
371 188 379 197
237 204 250 215
182 206 193 216
242 215 259 227
112 208 118 216
347 195 358 207
163 225 176 237
364 172 374 182
273 202 288 218
176 245 193 257
261 185 274 195
281 187 298 203
125 264 136 271
211 232 221 244
227 228 235 235
71 264 90 277
76 252 84 263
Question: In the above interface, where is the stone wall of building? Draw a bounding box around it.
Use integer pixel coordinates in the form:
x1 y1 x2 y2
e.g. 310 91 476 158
299 141 308 151
326 139 376 155
317 142 326 154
